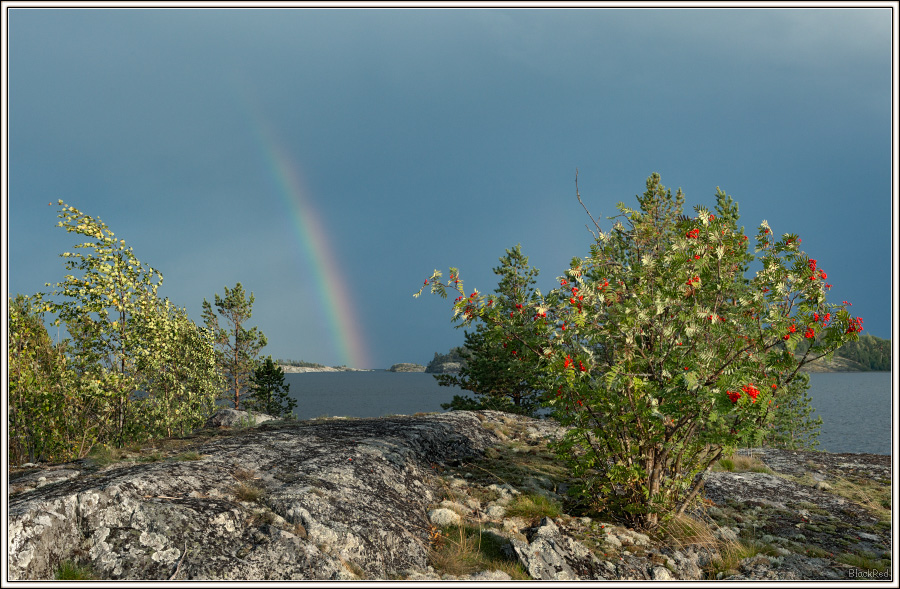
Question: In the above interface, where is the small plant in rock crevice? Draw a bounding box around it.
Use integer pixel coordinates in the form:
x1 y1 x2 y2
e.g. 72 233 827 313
233 482 265 503
504 492 562 522
712 454 773 474
54 560 97 580
174 451 203 461
427 523 528 580
87 444 128 467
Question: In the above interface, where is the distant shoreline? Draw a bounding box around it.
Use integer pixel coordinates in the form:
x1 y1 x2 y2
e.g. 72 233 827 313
278 365 373 373
279 361 884 374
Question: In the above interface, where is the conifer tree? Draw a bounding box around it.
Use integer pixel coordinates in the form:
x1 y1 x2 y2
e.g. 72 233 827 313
246 356 296 418
435 244 545 416
202 283 268 410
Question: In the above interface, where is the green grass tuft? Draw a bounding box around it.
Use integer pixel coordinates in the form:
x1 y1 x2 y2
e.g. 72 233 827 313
836 551 890 572
54 560 96 580
504 492 562 521
174 450 203 461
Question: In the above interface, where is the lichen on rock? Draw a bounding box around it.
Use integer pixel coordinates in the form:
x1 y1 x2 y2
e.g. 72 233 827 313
7 409 892 581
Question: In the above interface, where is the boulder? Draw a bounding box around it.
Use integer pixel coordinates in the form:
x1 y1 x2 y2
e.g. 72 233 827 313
510 517 606 580
203 409 277 428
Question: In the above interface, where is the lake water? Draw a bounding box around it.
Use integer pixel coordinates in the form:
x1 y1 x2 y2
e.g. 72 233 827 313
284 371 894 456
805 372 893 456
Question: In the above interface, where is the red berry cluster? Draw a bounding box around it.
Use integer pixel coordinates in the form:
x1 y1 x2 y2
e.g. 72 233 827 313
727 384 759 404
741 384 760 402
686 228 700 239
846 316 864 334
783 323 798 341
567 284 585 313
807 259 827 281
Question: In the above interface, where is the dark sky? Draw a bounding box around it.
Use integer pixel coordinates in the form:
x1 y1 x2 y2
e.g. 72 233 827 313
5 7 895 369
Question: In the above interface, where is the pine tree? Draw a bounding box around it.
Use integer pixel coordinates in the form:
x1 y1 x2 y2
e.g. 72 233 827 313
246 356 297 418
435 244 545 416
202 283 268 410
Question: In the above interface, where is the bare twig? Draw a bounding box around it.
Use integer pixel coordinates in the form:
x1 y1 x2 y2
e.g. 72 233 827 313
169 540 188 580
575 168 603 237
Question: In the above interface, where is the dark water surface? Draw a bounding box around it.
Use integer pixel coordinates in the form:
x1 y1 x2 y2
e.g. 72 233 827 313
285 371 461 420
805 372 893 455
285 370 894 455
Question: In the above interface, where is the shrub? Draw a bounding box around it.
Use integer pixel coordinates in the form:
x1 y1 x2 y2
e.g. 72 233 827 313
419 173 862 529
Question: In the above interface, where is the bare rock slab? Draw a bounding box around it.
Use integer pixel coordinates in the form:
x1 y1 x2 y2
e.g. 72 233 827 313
8 412 497 580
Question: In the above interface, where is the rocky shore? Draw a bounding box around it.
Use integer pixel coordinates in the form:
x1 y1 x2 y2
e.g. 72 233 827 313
8 410 892 581
797 355 869 373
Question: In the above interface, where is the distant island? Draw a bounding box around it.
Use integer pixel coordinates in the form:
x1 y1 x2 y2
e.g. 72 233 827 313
424 348 466 374
275 358 371 373
388 363 426 373
278 365 371 373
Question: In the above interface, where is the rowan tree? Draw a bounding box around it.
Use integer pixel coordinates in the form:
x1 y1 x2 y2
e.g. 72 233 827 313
418 173 863 529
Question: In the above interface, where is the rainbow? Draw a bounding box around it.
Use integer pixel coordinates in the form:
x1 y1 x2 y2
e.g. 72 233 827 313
248 115 371 370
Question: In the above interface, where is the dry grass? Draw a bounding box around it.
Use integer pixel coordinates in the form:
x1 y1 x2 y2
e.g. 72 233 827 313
712 454 773 474
829 477 891 524
427 524 529 580
232 467 258 482
340 557 367 579
656 513 778 579
246 509 277 527
232 482 265 503
174 450 203 461
657 513 721 550
781 471 891 525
